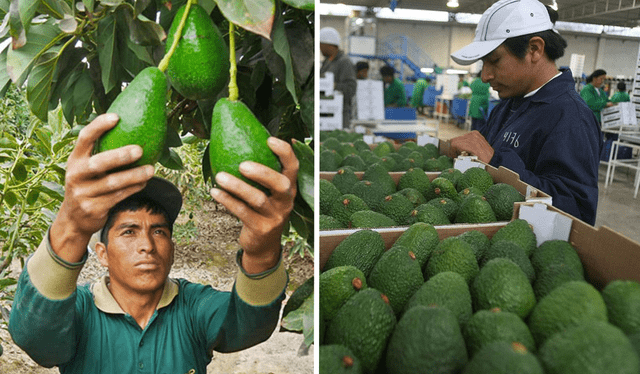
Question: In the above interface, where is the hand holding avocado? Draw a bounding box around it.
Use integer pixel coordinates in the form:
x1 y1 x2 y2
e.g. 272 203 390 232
210 136 298 274
50 114 155 263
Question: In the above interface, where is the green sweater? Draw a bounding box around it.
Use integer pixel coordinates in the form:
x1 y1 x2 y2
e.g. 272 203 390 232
580 83 609 122
384 78 407 107
410 79 429 108
468 78 491 119
610 91 630 103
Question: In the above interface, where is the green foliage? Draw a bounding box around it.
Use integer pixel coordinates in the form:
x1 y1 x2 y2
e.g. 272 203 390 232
0 85 76 328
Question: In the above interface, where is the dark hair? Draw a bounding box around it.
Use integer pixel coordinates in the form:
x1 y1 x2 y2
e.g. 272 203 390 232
380 65 396 77
502 5 567 61
617 81 627 91
100 196 172 245
356 61 369 71
586 69 607 83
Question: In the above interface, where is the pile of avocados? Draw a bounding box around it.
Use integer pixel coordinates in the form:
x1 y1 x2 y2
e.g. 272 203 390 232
320 145 525 230
319 220 640 374
96 1 279 186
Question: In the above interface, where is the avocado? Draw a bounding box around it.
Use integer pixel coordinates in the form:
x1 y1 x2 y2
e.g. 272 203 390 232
530 240 583 277
397 187 427 207
166 3 229 100
323 229 385 278
350 180 388 211
463 308 536 356
377 193 414 225
379 156 399 171
483 183 525 221
325 288 397 374
363 163 396 196
404 271 472 325
455 195 497 224
350 210 397 229
457 167 494 193
458 186 484 200
209 98 281 193
462 341 544 374
330 194 369 227
353 139 371 153
436 155 454 170
320 179 341 215
320 265 368 321
538 321 639 374
420 143 440 159
397 167 431 200
491 219 537 257
319 345 363 374
385 306 467 374
96 67 167 167
405 150 424 168
409 203 451 226
323 137 342 152
340 154 366 171
426 197 459 222
602 280 640 335
332 167 360 194
372 141 395 157
339 143 358 158
423 157 442 171
471 258 536 319
391 222 439 269
532 263 584 300
320 214 344 230
426 177 460 202
528 281 607 345
320 149 342 171
481 241 535 283
425 237 479 283
439 168 463 189
456 230 490 263
368 247 424 315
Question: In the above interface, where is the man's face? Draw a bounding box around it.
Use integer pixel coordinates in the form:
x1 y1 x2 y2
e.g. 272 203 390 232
320 43 336 58
357 68 368 79
98 209 174 294
592 75 605 88
382 75 393 84
480 44 532 99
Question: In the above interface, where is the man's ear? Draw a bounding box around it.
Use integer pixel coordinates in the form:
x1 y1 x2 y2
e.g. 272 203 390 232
528 36 546 62
95 242 109 268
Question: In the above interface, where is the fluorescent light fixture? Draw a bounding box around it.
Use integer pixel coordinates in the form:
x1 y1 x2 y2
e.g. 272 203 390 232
421 68 434 73
446 69 469 74
447 0 459 8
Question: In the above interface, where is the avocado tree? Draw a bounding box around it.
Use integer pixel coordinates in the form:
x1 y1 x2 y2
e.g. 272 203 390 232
0 0 314 346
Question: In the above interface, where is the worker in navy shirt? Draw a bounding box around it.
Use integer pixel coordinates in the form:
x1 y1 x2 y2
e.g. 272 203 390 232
450 0 602 225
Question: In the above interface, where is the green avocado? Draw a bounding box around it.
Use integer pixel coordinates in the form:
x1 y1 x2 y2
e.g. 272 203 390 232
166 4 230 100
209 98 281 192
96 66 167 168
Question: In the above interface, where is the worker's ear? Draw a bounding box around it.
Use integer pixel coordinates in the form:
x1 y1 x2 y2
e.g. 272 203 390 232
95 241 109 268
528 36 546 63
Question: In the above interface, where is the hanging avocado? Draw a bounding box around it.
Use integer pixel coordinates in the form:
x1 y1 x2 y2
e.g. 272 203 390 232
166 4 230 100
209 98 281 193
96 66 167 168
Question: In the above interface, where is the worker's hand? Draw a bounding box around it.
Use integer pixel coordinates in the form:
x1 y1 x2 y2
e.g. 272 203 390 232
50 114 154 262
210 137 298 274
606 102 615 107
450 130 495 163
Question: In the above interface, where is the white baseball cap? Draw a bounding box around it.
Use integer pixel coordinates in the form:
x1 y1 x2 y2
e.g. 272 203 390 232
320 27 341 48
451 0 555 65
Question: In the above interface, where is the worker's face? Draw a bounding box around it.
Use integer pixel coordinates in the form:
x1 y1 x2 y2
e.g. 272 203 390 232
480 44 533 99
382 75 393 84
96 209 174 294
320 43 337 58
592 75 606 88
357 68 368 79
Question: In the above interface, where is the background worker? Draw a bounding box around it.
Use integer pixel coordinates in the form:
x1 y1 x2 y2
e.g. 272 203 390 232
468 71 491 132
320 27 357 128
411 77 430 114
381 65 406 107
449 0 602 225
580 69 614 124
356 61 370 80
9 114 298 373
610 81 630 103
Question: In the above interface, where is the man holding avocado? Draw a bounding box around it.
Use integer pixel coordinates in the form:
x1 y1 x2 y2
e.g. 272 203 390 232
9 113 298 373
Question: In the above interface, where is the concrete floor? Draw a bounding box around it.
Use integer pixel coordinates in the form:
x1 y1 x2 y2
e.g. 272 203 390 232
434 117 640 244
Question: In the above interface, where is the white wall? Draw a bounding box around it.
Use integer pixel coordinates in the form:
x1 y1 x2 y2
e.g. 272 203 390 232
321 14 640 79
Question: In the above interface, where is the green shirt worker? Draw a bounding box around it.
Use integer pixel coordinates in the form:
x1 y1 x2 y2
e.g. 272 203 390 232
580 69 613 123
9 113 298 373
381 65 407 107
469 72 491 132
410 78 429 109
610 81 630 103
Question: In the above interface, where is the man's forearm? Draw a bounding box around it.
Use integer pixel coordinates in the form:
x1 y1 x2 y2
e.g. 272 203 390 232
49 210 92 263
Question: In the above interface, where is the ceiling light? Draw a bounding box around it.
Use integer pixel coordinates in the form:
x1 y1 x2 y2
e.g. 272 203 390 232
446 69 469 75
447 0 459 8
421 68 434 73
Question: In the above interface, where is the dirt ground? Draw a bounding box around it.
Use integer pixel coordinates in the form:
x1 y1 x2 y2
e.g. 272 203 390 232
0 200 315 374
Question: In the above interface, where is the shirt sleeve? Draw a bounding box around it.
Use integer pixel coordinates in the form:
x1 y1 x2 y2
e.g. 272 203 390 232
8 230 86 367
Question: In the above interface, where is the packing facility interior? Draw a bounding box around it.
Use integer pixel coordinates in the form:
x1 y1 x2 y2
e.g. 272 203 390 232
319 0 640 243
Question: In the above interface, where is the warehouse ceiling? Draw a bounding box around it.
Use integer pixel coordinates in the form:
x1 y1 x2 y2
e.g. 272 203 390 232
320 0 640 28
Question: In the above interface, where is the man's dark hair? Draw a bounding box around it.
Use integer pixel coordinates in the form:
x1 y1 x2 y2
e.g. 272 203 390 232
356 61 369 71
586 69 607 83
618 81 627 91
100 196 173 245
502 5 567 62
380 65 396 77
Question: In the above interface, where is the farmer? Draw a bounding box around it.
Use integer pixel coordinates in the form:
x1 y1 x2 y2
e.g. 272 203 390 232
9 113 298 373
